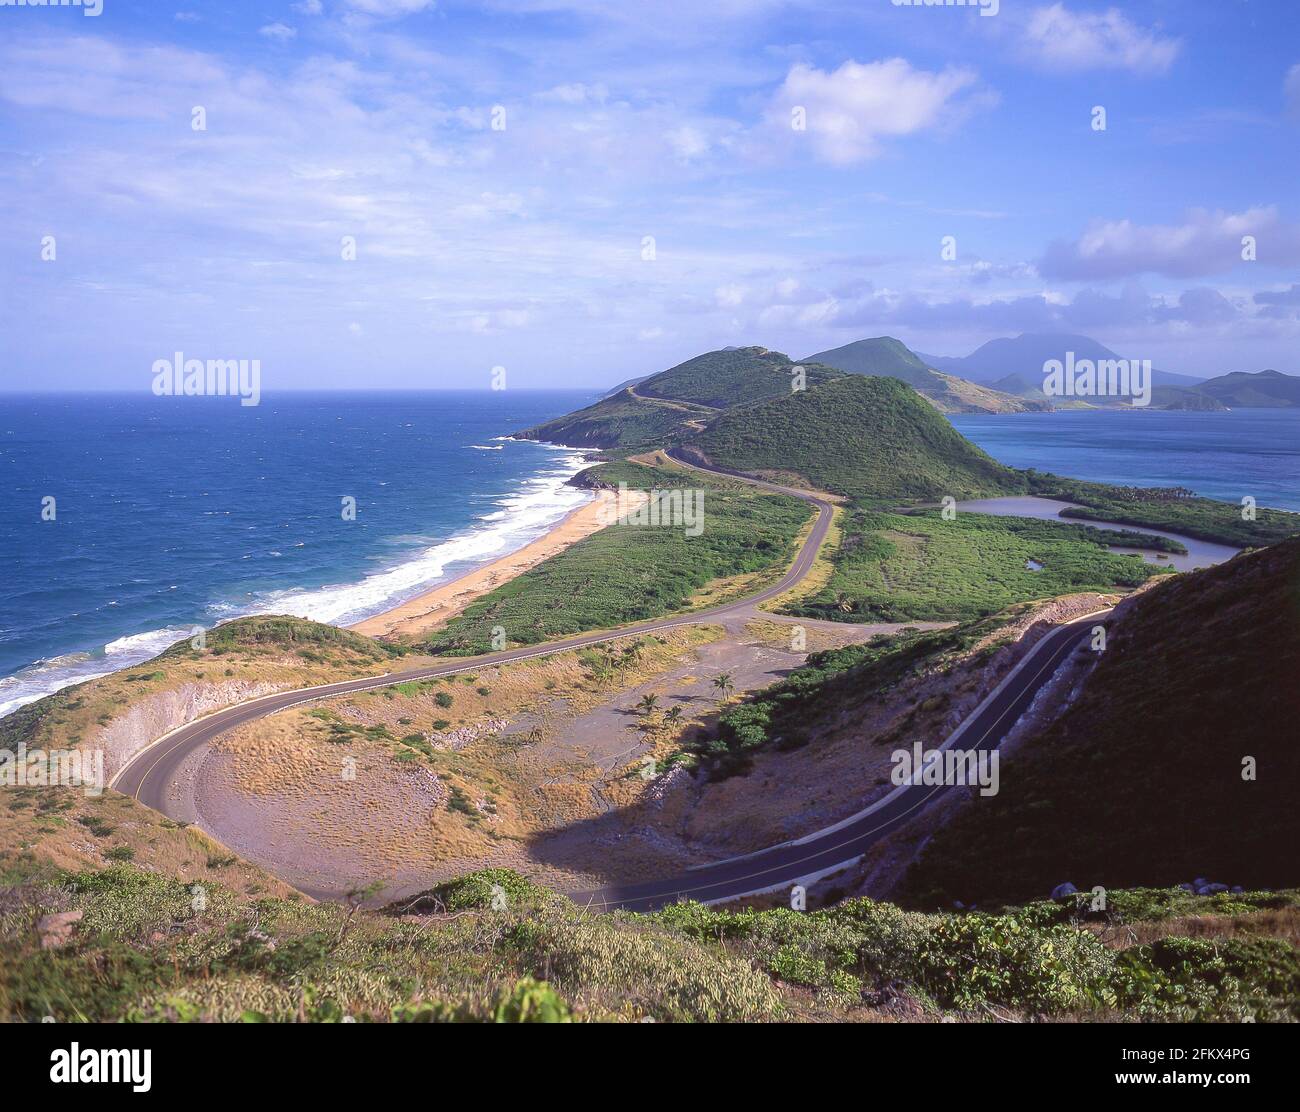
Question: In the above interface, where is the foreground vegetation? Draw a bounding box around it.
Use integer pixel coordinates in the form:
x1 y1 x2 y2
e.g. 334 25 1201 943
427 458 810 654
1 861 1295 1023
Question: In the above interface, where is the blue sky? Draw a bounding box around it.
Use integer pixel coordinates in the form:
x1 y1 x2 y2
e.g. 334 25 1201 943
1 0 1298 390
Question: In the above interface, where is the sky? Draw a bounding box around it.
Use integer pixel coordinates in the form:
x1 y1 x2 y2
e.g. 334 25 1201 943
1 0 1298 391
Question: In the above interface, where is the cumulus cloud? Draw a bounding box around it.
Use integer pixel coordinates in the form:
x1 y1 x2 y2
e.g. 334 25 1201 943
259 23 298 41
763 58 981 165
1021 4 1181 75
1039 207 1300 280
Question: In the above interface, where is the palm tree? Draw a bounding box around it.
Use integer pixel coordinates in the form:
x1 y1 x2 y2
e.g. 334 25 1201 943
637 693 660 716
712 673 734 700
664 705 684 726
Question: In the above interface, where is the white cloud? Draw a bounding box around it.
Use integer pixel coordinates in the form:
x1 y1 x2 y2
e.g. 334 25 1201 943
765 59 980 165
345 0 437 16
293 0 325 13
259 23 298 42
1040 207 1300 279
1021 4 1181 75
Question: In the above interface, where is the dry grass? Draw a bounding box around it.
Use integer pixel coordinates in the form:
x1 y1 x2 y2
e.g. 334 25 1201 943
0 785 295 901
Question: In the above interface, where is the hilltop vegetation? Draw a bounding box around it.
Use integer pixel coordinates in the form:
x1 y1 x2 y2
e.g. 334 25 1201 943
690 375 1022 503
900 538 1300 908
635 346 843 409
515 388 710 449
516 347 844 449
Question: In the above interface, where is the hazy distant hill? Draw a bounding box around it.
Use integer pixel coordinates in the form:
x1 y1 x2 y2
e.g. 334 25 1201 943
685 374 1022 503
901 537 1300 906
806 336 1048 414
1193 369 1300 408
918 332 1205 391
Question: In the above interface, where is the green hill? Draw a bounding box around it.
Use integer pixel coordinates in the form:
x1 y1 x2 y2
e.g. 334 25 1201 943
688 374 1023 502
806 336 1048 413
900 538 1300 908
515 388 712 449
516 347 844 449
635 346 844 408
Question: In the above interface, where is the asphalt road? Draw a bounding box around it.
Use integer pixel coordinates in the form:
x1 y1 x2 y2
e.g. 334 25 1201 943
112 456 834 810
112 452 1105 912
574 608 1108 911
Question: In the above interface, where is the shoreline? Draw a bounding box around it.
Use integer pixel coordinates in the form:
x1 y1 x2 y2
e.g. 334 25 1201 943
349 489 629 640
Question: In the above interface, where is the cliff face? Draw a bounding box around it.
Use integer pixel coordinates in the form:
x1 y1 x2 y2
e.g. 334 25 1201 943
96 679 283 783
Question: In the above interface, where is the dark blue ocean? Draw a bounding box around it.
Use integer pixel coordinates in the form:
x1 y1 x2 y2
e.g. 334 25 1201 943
951 408 1300 513
0 390 598 715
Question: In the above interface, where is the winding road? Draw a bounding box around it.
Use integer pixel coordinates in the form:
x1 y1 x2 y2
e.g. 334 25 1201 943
112 453 1106 911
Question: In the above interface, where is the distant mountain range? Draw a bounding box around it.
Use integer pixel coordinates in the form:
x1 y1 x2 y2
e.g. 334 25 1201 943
917 333 1206 390
918 332 1297 410
803 337 1050 415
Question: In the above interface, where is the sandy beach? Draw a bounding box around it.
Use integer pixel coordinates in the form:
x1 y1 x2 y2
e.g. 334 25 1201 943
350 489 639 640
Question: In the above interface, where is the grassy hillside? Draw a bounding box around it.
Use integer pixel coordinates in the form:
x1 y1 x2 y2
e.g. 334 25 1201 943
900 538 1300 908
809 337 1048 413
515 388 711 450
426 458 810 653
2 859 1295 1022
635 346 844 409
691 375 1023 503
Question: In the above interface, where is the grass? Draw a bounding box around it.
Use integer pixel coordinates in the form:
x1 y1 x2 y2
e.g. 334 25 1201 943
692 375 1023 503
426 458 811 654
784 507 1164 623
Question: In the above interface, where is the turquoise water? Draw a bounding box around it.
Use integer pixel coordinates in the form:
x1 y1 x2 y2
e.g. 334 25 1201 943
950 408 1300 512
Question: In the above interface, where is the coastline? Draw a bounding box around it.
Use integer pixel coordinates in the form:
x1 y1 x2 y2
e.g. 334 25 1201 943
349 489 628 640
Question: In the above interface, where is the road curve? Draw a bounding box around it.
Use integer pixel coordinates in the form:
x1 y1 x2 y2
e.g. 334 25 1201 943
574 607 1109 911
112 450 1106 912
112 454 834 810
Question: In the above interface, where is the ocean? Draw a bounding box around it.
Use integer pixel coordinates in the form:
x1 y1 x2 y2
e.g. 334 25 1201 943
0 390 599 717
950 408 1300 513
